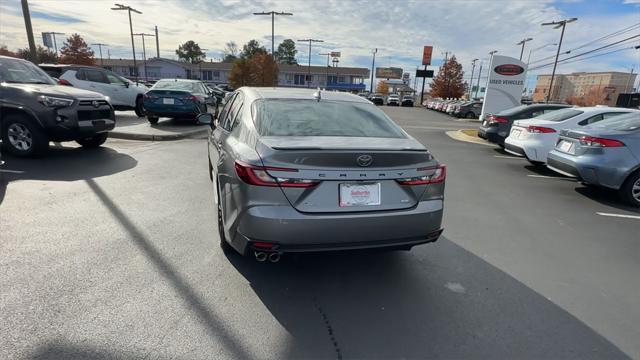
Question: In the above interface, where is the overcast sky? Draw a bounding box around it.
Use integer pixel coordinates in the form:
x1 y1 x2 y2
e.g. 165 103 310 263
1 0 639 89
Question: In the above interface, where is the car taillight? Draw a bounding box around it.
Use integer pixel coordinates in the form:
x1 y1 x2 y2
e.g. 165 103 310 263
489 116 508 124
396 164 446 185
189 95 198 102
234 161 319 188
527 126 556 133
578 136 625 147
58 79 73 86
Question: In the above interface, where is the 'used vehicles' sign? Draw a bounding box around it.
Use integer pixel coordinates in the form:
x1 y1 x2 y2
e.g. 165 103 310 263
479 55 527 121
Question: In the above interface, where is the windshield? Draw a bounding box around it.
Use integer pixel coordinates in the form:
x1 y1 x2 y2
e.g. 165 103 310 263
0 57 56 84
254 99 406 138
533 108 583 121
589 112 640 131
152 81 201 92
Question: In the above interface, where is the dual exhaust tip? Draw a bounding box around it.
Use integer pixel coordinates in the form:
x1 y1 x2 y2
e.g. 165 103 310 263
254 251 281 263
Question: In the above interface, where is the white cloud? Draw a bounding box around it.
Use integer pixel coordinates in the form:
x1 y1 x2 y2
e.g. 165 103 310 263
1 0 637 85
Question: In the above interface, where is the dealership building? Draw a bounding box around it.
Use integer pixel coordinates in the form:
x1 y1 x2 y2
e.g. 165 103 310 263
100 57 369 92
532 71 637 106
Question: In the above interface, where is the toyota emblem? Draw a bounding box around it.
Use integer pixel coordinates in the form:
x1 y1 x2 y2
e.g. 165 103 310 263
356 154 373 167
92 100 100 108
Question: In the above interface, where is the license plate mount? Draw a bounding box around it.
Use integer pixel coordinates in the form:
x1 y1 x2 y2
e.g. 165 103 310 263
339 183 381 207
163 98 175 105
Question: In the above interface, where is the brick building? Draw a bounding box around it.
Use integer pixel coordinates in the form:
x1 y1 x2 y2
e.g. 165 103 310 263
532 71 637 106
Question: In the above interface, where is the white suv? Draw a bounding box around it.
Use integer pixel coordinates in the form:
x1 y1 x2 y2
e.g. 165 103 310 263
40 64 148 116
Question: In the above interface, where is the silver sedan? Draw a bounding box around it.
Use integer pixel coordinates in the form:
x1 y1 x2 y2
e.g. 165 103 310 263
199 87 445 262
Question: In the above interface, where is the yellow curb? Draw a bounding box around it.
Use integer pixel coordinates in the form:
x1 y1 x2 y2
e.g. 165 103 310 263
446 129 497 147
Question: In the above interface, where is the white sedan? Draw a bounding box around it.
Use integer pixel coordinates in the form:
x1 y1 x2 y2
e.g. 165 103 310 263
504 106 640 165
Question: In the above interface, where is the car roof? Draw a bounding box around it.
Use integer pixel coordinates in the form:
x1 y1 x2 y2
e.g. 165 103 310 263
241 87 371 104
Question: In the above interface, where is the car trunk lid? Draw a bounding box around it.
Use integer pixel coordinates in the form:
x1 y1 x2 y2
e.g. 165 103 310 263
255 136 439 213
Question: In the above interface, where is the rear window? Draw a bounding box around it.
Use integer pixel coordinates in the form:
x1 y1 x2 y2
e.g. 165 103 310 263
533 108 583 121
152 81 200 92
497 105 531 116
253 99 407 138
590 112 640 131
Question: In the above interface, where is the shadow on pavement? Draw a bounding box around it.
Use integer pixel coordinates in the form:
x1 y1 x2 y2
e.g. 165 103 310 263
227 239 628 359
575 185 640 214
0 145 137 205
30 342 175 360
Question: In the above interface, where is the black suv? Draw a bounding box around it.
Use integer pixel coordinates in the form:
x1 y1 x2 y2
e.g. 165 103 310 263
478 103 571 147
0 56 115 157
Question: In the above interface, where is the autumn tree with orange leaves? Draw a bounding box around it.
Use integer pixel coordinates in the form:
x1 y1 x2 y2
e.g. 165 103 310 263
59 33 95 65
430 55 466 99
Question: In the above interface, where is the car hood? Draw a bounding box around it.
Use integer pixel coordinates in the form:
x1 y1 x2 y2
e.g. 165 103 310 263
4 83 106 99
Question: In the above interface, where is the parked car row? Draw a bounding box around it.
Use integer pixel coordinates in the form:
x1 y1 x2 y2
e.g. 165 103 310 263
366 93 415 107
477 102 640 207
426 99 483 119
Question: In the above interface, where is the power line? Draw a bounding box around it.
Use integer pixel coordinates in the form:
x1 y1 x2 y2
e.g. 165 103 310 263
528 22 640 65
529 34 640 71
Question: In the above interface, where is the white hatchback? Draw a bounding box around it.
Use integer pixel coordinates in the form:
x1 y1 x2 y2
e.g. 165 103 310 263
504 106 640 164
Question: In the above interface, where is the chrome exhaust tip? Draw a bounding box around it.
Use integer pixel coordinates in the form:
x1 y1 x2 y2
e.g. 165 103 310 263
254 251 267 262
268 252 281 263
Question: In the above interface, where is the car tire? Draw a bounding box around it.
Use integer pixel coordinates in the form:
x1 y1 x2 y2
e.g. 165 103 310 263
147 116 159 125
76 133 108 148
217 186 234 254
134 96 145 117
466 112 475 119
620 170 640 207
1 114 48 157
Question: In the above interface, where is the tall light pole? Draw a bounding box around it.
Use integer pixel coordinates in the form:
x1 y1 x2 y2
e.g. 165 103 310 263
527 43 557 66
111 3 142 83
20 0 37 62
542 17 578 102
133 33 154 82
475 61 483 98
297 39 323 88
517 37 533 61
254 11 293 59
91 43 108 66
468 58 478 99
370 48 377 93
488 50 498 63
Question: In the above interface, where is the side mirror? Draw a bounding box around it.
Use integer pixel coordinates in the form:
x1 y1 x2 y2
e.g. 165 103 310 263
124 82 130 88
196 113 215 126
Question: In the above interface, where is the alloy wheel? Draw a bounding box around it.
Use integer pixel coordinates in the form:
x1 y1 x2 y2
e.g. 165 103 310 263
632 179 640 202
7 123 33 151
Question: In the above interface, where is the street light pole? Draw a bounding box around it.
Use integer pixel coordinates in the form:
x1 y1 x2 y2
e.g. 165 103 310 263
542 17 577 103
469 58 478 99
319 52 331 87
20 0 37 62
111 3 142 83
91 43 108 66
370 48 377 93
517 37 533 61
297 39 323 88
475 61 483 98
254 11 293 59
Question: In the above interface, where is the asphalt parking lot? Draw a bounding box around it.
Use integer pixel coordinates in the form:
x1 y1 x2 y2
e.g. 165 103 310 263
1 107 638 359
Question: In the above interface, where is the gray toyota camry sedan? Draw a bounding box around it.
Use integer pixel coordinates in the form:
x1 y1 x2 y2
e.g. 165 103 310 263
200 87 445 261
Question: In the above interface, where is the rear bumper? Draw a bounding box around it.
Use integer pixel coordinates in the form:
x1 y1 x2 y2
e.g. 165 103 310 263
504 136 548 162
547 150 634 189
231 200 444 254
144 102 200 117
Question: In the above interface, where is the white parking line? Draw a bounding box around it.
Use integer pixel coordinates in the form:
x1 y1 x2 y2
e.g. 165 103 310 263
596 212 640 220
0 169 24 174
494 155 525 160
526 174 577 181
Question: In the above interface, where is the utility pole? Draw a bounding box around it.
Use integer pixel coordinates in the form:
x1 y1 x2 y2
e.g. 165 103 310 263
517 38 533 61
198 48 209 81
469 58 478 99
441 51 449 96
475 61 483 98
154 25 160 58
297 39 323 88
370 48 377 93
319 52 331 87
254 11 293 59
111 3 142 83
91 43 108 66
20 0 37 62
133 33 154 82
542 17 577 103
420 64 427 105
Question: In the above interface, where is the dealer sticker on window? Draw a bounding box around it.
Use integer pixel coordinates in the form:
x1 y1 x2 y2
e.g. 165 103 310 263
339 183 381 207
